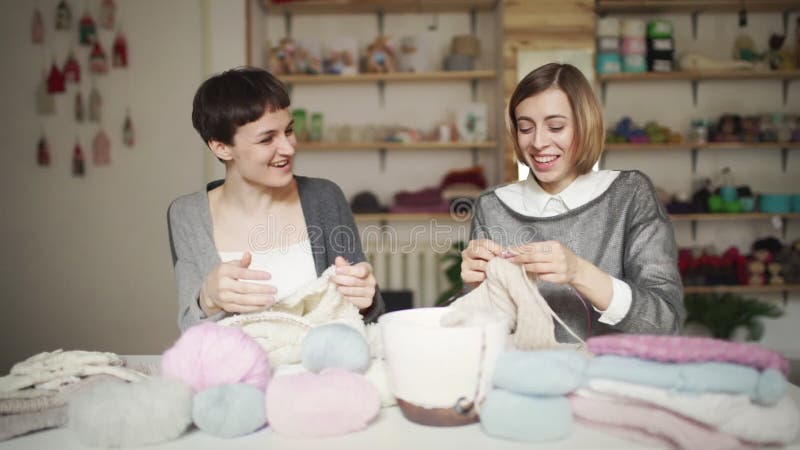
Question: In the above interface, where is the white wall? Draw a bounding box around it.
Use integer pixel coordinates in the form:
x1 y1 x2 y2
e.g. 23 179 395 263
0 0 234 372
599 11 800 355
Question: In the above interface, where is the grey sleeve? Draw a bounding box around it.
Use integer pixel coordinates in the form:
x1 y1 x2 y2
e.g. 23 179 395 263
167 201 224 332
469 196 489 240
614 175 686 334
328 183 385 323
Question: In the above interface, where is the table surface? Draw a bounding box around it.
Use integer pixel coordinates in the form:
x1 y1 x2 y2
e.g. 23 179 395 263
2 357 799 450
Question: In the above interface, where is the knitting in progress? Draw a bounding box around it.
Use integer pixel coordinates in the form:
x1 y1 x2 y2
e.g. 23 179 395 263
218 265 379 366
444 257 586 350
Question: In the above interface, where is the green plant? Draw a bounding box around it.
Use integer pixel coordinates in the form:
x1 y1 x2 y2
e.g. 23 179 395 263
684 293 784 341
436 241 467 306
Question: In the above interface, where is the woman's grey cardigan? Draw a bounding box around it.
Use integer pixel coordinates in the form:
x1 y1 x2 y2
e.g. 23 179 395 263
167 176 385 331
471 170 685 342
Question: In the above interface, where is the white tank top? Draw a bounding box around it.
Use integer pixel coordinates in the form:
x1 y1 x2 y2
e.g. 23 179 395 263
218 239 317 301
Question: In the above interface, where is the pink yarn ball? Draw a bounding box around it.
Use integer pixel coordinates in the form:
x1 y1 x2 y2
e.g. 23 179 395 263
161 322 271 392
266 368 380 438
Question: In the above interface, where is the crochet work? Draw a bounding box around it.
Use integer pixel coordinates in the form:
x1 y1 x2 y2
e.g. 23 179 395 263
219 265 378 366
445 257 585 350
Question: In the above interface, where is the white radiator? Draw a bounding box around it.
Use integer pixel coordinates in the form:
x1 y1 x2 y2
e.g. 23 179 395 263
364 242 454 308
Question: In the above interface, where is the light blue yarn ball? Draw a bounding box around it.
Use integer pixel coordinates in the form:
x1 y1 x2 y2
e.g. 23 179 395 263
192 384 266 438
756 368 788 406
301 324 370 374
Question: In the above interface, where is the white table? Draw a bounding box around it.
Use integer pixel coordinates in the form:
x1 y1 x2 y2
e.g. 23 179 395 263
3 357 799 450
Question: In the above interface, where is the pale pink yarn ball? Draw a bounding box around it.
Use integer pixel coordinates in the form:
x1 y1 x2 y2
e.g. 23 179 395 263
161 322 271 392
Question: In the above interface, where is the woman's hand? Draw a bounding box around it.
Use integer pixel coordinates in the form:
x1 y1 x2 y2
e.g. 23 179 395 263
509 240 582 284
199 252 277 315
461 239 506 287
332 256 376 310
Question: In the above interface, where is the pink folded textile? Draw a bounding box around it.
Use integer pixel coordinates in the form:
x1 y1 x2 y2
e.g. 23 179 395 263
393 187 443 206
587 335 789 376
389 203 451 214
569 392 752 450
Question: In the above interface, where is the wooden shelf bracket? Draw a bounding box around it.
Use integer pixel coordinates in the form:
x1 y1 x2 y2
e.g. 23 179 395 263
378 147 387 172
691 147 699 173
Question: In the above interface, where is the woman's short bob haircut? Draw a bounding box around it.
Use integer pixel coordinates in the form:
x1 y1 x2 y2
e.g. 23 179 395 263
508 63 604 175
191 66 290 146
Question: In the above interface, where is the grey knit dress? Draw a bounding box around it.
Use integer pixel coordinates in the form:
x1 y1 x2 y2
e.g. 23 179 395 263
470 170 685 342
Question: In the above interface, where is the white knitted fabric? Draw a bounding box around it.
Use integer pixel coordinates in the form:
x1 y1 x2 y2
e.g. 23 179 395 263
218 265 380 367
0 350 146 396
444 257 586 351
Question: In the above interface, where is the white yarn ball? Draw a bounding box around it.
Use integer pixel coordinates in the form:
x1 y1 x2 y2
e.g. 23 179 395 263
68 377 193 447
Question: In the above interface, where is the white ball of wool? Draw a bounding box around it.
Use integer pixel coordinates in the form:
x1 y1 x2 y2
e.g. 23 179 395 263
302 323 370 374
192 384 267 438
68 377 193 447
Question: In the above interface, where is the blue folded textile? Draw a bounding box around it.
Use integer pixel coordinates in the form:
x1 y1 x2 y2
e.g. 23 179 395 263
493 350 588 395
480 389 572 442
587 355 787 405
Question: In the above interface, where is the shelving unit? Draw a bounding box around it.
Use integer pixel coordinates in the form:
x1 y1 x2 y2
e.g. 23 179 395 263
603 142 799 172
261 0 497 15
684 284 800 302
279 70 497 84
298 141 497 151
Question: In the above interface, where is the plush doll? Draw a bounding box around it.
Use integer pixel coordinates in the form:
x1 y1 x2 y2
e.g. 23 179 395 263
366 36 396 73
767 262 784 285
767 34 786 70
747 259 766 285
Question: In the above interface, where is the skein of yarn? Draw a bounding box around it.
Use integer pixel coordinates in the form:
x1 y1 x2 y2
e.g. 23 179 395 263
302 323 371 374
193 384 267 438
68 377 193 447
161 322 271 392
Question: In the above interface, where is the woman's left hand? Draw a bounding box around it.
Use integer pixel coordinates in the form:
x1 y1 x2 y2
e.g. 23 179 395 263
332 256 376 310
508 240 582 285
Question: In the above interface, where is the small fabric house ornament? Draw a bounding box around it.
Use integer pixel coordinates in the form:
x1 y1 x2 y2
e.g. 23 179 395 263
63 51 81 83
72 140 85 177
75 91 84 122
99 0 116 29
47 62 66 93
36 74 55 115
32 8 44 44
56 0 72 30
92 130 111 166
89 87 102 122
112 31 128 68
123 111 134 147
37 135 51 167
89 41 108 74
79 10 97 45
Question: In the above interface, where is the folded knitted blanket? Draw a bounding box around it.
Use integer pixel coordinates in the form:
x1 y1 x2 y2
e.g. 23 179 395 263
0 350 146 396
444 257 585 351
219 265 379 367
588 355 787 406
587 334 790 376
587 378 800 445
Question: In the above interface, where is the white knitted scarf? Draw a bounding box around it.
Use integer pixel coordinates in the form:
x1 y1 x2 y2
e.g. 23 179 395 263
444 257 586 351
218 265 381 367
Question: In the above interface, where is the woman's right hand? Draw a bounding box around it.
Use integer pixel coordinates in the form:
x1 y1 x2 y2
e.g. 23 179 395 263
199 252 277 315
461 239 506 288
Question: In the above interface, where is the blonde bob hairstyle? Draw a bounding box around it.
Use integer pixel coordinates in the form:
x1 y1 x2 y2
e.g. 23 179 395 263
508 63 604 175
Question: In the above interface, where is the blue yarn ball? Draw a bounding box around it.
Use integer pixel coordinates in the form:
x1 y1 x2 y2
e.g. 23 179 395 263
192 384 266 438
756 368 788 406
302 324 370 374
480 389 572 442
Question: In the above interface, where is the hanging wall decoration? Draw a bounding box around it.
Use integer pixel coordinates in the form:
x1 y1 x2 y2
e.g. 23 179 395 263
37 134 51 167
89 41 108 74
72 139 85 176
92 129 111 166
36 72 55 115
55 0 72 30
123 110 134 147
47 61 66 93
32 8 44 44
63 50 80 83
89 85 102 122
75 91 84 122
99 0 116 30
112 31 128 68
79 10 97 45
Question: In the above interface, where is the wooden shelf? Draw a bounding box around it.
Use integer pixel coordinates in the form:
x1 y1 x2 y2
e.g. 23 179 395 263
684 284 800 295
279 70 497 84
299 141 496 151
597 0 800 14
261 0 497 14
598 70 800 83
605 142 799 152
670 213 800 221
